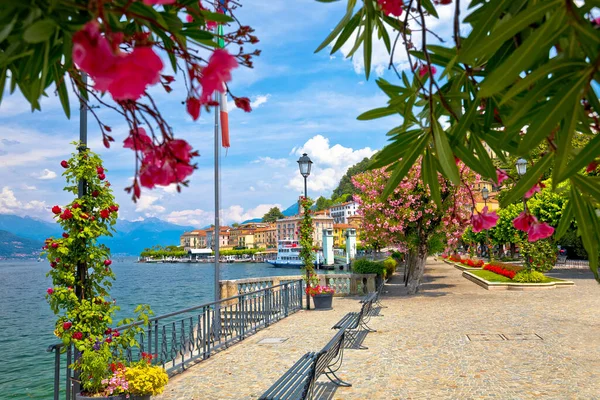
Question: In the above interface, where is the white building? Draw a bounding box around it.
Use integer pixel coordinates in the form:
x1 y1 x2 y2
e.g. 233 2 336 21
329 201 360 224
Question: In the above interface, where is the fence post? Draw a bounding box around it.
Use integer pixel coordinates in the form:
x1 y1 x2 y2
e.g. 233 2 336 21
284 283 289 317
265 289 272 326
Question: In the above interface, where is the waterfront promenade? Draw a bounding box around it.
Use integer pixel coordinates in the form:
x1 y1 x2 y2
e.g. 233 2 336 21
156 258 600 399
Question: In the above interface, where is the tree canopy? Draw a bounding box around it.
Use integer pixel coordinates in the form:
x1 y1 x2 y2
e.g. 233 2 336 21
318 0 600 280
262 207 285 223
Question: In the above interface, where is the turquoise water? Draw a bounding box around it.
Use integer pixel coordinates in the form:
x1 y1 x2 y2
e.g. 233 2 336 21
0 259 329 399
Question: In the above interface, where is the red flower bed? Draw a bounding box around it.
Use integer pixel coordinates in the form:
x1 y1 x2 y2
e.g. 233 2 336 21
483 264 516 279
465 259 485 268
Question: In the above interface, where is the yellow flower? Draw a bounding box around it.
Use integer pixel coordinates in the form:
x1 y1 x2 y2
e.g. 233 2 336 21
125 366 168 396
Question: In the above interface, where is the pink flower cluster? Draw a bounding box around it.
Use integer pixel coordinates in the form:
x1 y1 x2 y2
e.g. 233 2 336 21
513 212 554 242
186 49 239 120
72 22 163 101
101 366 129 396
377 0 403 16
472 206 499 233
123 127 196 191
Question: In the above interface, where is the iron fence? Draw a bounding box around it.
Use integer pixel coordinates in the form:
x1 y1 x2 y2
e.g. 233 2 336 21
46 279 303 400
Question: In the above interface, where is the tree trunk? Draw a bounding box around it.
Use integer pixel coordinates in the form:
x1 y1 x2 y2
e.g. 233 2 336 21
510 243 516 259
406 241 428 295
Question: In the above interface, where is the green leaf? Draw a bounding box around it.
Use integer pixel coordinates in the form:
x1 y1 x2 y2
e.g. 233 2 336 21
449 101 478 145
23 19 56 43
314 6 354 53
554 199 572 240
363 15 373 80
200 11 234 23
181 29 214 41
421 0 439 18
557 132 600 181
331 9 362 54
423 150 441 207
500 154 554 207
552 99 579 185
0 15 16 44
572 175 600 204
517 72 587 154
459 0 512 61
357 106 396 120
478 10 567 98
460 0 561 63
54 66 70 119
382 133 429 199
432 119 460 184
569 185 599 281
471 138 498 180
501 59 587 105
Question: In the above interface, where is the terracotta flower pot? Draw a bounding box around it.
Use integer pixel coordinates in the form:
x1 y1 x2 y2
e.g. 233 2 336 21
312 294 333 310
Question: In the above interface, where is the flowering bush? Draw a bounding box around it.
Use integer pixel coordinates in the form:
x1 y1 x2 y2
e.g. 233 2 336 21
305 285 335 297
124 353 169 396
483 264 516 280
513 270 547 284
43 145 153 395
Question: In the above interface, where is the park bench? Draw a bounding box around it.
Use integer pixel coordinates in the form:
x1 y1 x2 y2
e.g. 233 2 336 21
259 326 351 400
360 280 387 316
332 298 375 350
556 255 568 265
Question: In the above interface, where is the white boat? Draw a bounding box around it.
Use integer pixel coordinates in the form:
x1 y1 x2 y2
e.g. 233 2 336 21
266 239 306 268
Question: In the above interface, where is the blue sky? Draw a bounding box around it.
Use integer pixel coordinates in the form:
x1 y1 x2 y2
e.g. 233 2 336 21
0 0 462 227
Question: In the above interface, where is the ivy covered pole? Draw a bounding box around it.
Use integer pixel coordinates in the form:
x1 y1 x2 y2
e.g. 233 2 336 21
76 72 88 302
297 153 313 310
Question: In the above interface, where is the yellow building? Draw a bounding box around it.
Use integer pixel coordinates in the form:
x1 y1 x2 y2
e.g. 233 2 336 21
254 224 277 248
473 182 500 212
180 230 207 250
333 224 352 248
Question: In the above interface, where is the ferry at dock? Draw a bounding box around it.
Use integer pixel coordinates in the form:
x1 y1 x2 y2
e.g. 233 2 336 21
267 239 305 268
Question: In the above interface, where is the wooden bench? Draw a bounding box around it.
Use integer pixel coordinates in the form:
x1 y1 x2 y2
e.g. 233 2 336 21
332 298 375 350
259 327 351 400
360 280 386 316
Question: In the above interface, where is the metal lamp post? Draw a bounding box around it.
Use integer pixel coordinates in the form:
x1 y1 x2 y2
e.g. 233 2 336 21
297 153 312 310
481 186 490 259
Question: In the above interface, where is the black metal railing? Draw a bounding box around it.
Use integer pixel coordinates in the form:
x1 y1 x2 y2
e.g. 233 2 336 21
47 279 303 400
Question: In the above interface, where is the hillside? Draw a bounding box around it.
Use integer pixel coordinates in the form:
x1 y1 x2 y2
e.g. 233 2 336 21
0 215 193 256
0 230 43 258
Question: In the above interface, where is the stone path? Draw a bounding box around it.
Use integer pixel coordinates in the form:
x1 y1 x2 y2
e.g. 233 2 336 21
156 258 600 399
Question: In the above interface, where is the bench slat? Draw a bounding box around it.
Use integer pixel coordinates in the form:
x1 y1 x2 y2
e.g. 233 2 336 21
260 352 315 400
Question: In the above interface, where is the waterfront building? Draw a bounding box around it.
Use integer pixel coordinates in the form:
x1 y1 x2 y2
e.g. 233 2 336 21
329 201 360 224
206 226 232 250
254 224 277 248
275 214 334 248
333 223 352 248
180 230 207 251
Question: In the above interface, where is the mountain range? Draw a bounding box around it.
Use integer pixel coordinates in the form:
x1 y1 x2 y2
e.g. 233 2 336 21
0 201 301 258
0 214 194 258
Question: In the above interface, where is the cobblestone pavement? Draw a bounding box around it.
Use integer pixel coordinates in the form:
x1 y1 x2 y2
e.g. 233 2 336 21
156 258 600 400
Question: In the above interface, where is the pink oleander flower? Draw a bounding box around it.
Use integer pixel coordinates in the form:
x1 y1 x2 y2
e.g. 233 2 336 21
496 169 509 185
124 127 153 152
186 97 201 120
199 49 238 103
527 221 555 242
72 22 119 82
418 64 437 78
513 212 537 232
235 97 252 112
377 0 403 16
471 206 499 232
524 182 544 199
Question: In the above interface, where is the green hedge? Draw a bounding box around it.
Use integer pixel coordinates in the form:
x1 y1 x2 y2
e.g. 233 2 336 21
353 257 397 279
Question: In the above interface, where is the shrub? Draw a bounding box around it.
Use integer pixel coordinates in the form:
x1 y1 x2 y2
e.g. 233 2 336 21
382 257 397 278
483 264 516 279
520 239 557 272
353 258 386 277
125 365 169 396
513 270 546 283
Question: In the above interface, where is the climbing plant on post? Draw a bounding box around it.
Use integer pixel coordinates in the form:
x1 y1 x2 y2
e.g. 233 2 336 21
298 197 316 310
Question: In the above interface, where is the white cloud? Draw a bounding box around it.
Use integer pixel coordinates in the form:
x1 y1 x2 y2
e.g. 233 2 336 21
0 187 48 216
252 156 289 168
251 94 270 109
21 184 37 190
35 169 57 180
135 194 166 216
288 135 376 193
249 186 256 192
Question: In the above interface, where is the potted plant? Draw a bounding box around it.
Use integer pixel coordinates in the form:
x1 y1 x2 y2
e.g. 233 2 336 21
45 145 167 399
306 284 335 310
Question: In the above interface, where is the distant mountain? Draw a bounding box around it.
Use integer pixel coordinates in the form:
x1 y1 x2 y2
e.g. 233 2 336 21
282 202 299 216
0 214 61 241
0 230 43 258
0 214 194 256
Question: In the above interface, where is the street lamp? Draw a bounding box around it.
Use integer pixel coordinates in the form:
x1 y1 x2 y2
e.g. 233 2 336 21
516 158 527 177
297 153 313 310
297 153 312 199
481 186 489 206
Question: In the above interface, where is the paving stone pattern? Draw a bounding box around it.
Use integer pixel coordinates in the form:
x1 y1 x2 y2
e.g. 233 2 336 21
156 258 600 399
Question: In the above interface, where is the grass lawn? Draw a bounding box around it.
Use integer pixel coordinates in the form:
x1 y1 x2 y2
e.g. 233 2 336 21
470 270 562 283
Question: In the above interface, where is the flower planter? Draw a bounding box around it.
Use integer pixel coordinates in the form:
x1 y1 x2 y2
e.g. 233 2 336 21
76 394 126 400
312 294 333 310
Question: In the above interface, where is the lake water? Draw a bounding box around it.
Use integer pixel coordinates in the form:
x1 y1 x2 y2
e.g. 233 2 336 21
0 259 335 399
